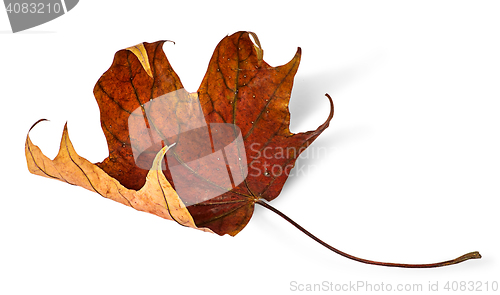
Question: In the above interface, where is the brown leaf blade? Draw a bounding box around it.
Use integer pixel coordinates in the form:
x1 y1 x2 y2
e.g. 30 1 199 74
25 31 333 237
94 40 184 191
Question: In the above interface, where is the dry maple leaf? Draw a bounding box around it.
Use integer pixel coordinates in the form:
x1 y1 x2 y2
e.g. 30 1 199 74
25 31 480 268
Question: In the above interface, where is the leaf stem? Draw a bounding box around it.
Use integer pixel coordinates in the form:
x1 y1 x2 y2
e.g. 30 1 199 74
255 199 481 268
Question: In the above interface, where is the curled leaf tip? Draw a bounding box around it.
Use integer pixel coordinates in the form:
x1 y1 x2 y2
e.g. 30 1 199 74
28 118 49 132
248 31 263 62
125 43 153 78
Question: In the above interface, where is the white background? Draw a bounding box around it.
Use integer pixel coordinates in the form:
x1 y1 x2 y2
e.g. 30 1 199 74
1 1 499 294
